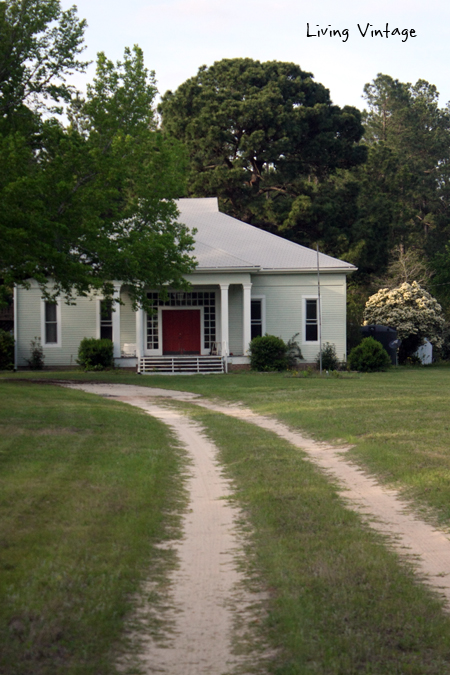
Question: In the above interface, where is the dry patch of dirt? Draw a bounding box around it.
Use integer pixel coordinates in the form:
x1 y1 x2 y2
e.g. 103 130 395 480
62 382 201 401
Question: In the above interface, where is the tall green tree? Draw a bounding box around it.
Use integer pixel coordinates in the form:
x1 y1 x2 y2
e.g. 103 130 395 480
0 0 88 116
0 0 194 308
353 74 450 279
159 58 366 249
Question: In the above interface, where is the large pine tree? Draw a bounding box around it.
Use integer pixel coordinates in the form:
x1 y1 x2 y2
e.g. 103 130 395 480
159 57 366 253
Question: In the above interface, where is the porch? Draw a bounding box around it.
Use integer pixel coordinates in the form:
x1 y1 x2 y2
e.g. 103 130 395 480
110 275 254 368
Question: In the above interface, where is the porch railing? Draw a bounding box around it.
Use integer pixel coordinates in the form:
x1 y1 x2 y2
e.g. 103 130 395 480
138 354 225 374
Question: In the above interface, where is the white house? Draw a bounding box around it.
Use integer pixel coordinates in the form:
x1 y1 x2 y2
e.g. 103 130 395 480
14 197 356 372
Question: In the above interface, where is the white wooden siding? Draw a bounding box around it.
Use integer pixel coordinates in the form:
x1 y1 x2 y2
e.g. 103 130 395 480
252 274 347 362
16 282 97 367
16 284 41 367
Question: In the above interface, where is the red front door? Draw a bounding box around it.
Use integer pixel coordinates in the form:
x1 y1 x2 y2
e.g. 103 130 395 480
162 309 201 355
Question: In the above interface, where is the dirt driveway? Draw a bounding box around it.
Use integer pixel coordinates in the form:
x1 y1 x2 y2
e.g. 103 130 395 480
64 382 450 672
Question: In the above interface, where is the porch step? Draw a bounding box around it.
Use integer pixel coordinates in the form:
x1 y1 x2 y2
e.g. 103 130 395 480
139 355 225 374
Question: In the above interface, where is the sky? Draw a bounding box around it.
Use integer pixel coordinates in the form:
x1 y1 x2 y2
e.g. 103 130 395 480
61 0 450 111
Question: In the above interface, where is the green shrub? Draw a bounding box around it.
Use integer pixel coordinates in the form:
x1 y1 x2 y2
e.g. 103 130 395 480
77 338 114 370
249 334 288 371
26 337 45 370
348 337 391 372
316 342 340 371
286 333 303 369
0 329 14 370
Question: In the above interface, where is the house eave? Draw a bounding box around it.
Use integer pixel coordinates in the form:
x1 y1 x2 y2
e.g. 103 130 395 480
194 266 260 273
193 265 357 275
254 266 357 275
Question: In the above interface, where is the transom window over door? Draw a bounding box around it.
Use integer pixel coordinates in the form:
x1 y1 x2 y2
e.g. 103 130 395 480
305 298 318 342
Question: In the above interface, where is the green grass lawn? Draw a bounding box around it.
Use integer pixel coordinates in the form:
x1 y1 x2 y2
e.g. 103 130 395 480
184 402 450 674
3 366 450 673
0 381 187 675
6 366 449 526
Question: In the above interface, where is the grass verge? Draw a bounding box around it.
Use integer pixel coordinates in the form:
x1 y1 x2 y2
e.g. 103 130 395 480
0 381 187 675
183 402 450 674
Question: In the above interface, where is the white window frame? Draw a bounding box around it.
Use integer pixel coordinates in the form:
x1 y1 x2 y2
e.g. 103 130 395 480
302 295 321 345
250 295 266 339
40 298 62 348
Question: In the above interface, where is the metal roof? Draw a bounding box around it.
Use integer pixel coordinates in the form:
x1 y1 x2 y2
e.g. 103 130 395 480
176 198 356 273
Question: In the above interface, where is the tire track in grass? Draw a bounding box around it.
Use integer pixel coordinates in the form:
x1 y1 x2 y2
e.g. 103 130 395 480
63 381 450 655
110 395 269 675
194 398 450 609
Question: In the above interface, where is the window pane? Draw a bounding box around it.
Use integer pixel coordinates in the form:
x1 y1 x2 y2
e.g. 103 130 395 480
46 322 57 343
306 300 317 321
251 300 262 321
100 326 113 341
100 300 112 321
305 324 318 341
251 324 262 340
45 302 57 322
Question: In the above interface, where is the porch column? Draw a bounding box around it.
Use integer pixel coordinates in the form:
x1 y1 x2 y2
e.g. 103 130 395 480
135 306 145 360
220 283 229 356
242 283 252 355
112 282 121 359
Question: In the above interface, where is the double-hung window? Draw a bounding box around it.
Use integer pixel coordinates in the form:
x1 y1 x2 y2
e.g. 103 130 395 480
45 303 58 343
304 297 319 342
41 299 61 347
100 300 113 341
251 299 263 339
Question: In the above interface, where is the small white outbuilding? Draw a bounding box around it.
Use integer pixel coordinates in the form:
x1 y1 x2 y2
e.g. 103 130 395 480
414 339 433 365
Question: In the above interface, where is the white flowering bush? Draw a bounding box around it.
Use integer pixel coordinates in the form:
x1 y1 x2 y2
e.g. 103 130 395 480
363 282 444 362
